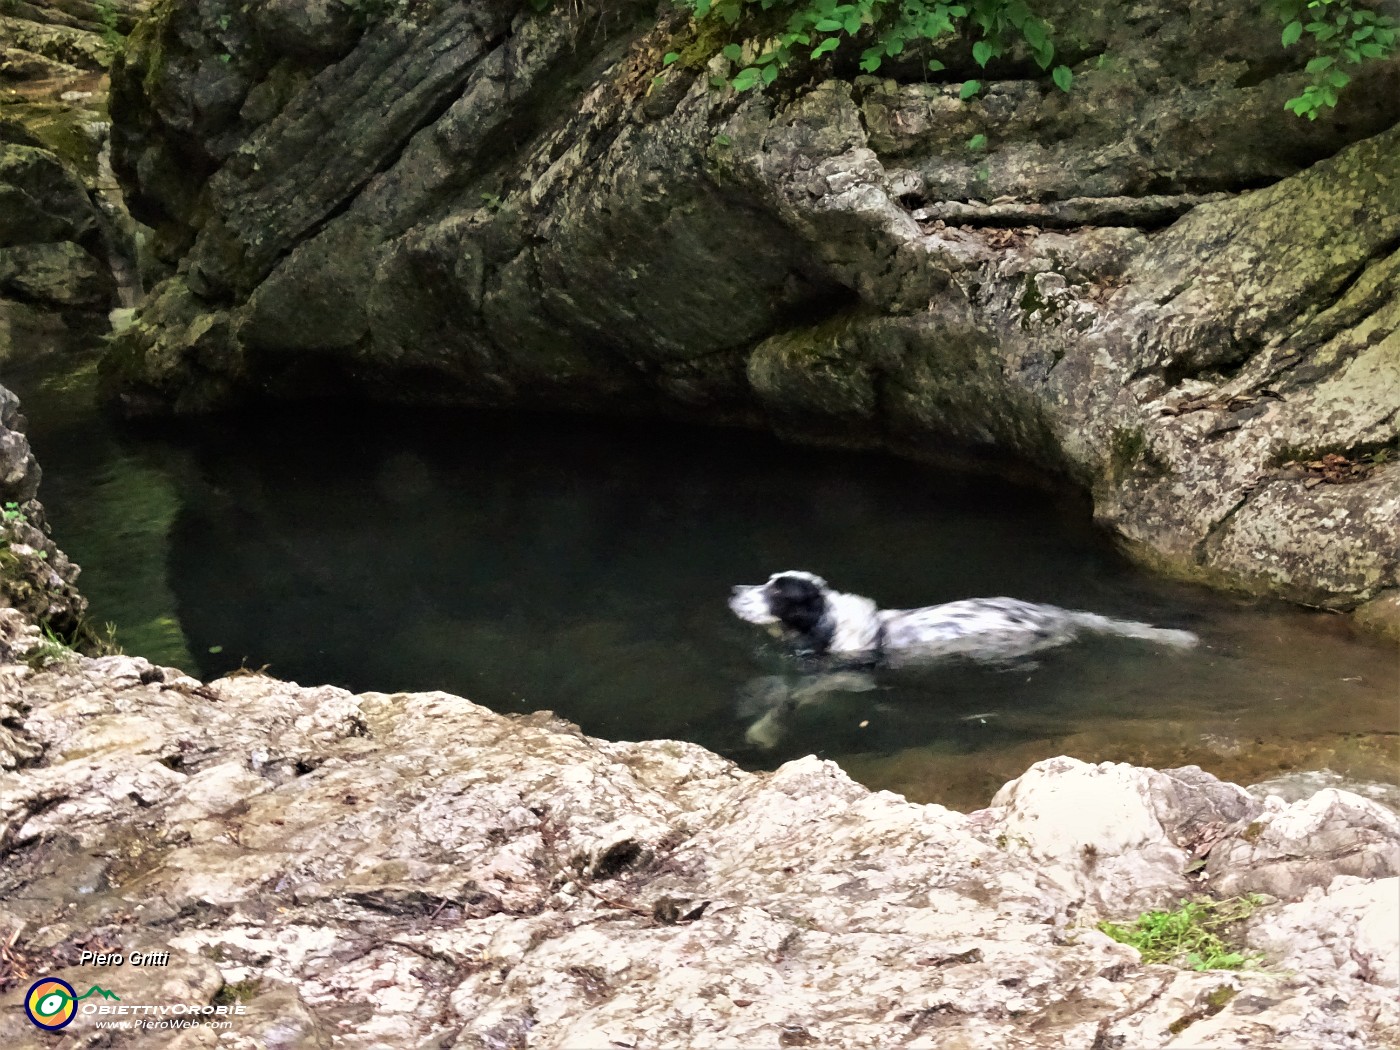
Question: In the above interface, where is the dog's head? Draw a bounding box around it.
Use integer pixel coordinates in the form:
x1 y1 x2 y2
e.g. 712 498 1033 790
729 571 831 639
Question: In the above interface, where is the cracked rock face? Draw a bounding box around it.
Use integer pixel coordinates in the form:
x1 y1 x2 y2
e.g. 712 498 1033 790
0 640 1396 1048
102 0 1400 615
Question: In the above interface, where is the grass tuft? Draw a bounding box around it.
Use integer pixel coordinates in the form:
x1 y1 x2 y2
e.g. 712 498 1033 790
1098 895 1267 971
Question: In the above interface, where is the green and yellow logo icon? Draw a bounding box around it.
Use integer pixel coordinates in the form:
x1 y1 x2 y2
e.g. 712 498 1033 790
25 978 77 1030
24 978 120 1030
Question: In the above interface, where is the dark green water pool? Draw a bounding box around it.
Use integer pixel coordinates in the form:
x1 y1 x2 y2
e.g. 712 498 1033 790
7 354 1397 809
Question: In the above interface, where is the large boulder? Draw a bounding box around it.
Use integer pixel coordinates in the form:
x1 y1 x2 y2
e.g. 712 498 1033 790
980 757 1263 912
0 142 114 339
1246 876 1400 988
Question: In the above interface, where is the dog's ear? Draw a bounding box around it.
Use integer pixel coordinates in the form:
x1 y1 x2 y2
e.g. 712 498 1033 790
767 575 827 633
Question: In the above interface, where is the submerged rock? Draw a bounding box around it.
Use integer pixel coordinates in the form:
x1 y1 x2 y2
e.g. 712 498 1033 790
0 648 1395 1047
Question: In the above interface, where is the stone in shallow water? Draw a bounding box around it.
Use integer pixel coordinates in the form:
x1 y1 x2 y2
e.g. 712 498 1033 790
1248 769 1400 815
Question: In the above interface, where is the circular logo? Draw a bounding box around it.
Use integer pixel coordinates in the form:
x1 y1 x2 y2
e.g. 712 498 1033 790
25 977 77 1030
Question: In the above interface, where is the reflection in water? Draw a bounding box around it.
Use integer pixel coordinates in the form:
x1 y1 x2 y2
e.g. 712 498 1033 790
9 358 1399 809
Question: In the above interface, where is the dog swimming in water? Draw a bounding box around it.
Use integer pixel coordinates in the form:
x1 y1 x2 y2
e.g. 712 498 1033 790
728 570 1198 749
729 570 1198 666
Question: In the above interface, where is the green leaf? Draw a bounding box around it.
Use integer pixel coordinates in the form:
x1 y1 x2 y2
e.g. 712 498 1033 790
662 51 679 66
815 17 843 30
722 43 743 62
1326 68 1351 87
959 78 981 99
731 66 761 91
928 58 946 71
859 52 883 72
762 63 779 84
715 133 732 146
208 645 224 654
812 37 840 58
1052 64 1073 91
1281 20 1304 45
843 12 862 33
972 39 994 66
967 132 987 149
1305 54 1335 72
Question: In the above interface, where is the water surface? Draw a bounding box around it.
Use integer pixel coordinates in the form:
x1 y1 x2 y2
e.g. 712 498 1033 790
9 355 1397 809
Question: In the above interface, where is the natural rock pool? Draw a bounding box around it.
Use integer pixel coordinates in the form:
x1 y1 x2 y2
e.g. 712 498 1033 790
8 354 1397 810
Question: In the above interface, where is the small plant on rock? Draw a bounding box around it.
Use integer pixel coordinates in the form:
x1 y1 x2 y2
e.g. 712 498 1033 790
94 0 126 59
654 0 1391 118
681 0 1072 95
1098 895 1267 971
1273 0 1398 118
23 624 79 670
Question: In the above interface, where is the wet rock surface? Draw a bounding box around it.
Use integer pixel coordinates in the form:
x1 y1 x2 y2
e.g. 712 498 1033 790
0 385 85 632
0 625 1395 1047
102 0 1400 617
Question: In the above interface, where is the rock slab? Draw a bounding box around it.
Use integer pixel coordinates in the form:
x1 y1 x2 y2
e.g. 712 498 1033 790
0 632 1396 1048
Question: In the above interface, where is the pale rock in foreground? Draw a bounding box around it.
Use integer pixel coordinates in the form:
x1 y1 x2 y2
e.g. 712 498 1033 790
0 625 1396 1048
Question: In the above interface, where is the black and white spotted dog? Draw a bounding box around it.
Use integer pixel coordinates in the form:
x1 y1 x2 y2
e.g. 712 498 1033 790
729 570 1198 666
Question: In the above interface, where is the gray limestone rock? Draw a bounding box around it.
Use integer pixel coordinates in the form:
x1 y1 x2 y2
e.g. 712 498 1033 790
102 0 1400 618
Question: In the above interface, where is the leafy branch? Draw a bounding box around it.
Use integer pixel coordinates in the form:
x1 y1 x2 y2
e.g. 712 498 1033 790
657 0 1393 119
1274 0 1397 118
672 0 1072 95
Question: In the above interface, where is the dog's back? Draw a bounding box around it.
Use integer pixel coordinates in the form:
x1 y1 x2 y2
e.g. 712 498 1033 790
879 597 1197 662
